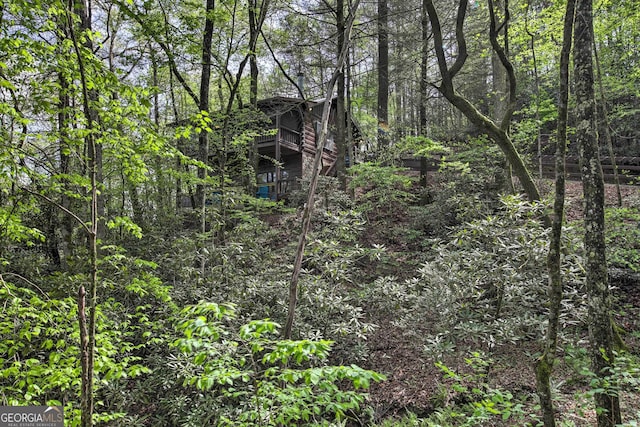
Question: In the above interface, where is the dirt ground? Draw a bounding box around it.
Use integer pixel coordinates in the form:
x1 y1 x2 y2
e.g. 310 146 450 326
365 181 640 425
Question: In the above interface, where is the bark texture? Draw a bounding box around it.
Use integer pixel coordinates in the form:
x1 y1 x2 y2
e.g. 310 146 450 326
419 0 430 187
424 0 541 203
67 0 101 424
535 1 575 425
336 0 347 190
284 0 361 339
574 0 622 425
195 0 215 209
377 0 389 148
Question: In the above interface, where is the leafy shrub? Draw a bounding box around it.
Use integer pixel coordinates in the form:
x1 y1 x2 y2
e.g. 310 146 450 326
429 352 528 426
605 206 640 272
0 279 154 425
287 176 355 211
563 346 640 425
170 301 385 426
364 195 587 356
349 162 415 219
417 137 512 235
371 353 531 426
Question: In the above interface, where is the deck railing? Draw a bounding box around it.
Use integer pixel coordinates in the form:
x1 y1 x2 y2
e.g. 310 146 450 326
256 127 301 148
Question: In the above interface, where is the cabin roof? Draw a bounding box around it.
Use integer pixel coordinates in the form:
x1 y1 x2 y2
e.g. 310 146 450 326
257 97 308 117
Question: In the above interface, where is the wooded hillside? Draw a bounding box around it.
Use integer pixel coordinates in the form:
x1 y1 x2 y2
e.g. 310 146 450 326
1 0 639 426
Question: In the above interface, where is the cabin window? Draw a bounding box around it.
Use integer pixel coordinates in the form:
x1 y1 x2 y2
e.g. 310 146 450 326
258 172 276 183
325 134 335 151
257 170 289 183
257 170 291 200
314 121 336 151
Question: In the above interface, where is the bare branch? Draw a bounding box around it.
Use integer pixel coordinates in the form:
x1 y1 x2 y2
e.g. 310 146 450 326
449 0 468 78
488 0 517 130
112 0 200 108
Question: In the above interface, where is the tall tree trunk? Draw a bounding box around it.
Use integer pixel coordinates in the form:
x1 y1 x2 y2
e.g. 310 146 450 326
491 0 507 123
346 44 355 196
67 0 101 424
377 0 389 150
168 58 185 212
195 0 215 209
336 0 347 190
535 2 575 426
419 0 429 187
248 0 261 194
284 0 361 339
489 0 515 194
574 0 622 425
248 0 259 107
593 41 622 206
58 33 72 267
525 2 543 181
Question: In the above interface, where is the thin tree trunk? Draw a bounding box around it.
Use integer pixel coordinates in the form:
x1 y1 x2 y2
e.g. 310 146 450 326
574 0 622 425
535 2 575 426
195 0 215 209
346 45 356 198
113 0 200 107
248 0 259 195
248 0 259 107
525 2 543 181
336 0 347 190
247 0 271 194
377 0 389 150
419 0 430 187
491 0 507 123
593 40 622 206
67 0 100 424
425 0 542 204
58 35 72 267
284 0 361 339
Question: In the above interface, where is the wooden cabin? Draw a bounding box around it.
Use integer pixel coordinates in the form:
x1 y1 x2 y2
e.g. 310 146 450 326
255 96 359 200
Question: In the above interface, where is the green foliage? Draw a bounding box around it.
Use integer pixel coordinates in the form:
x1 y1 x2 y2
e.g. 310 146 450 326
397 136 447 159
429 353 528 426
171 301 385 426
0 278 155 425
512 95 559 155
106 216 143 239
563 346 640 424
0 203 45 247
2 1 639 425
373 135 448 167
373 353 530 427
349 162 415 220
412 137 512 236
605 206 640 272
287 176 354 210
365 195 587 357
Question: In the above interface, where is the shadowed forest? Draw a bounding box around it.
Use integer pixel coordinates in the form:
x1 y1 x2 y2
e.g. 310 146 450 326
1 0 640 426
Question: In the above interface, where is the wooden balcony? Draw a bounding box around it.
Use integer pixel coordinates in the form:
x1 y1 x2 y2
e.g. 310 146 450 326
256 127 302 153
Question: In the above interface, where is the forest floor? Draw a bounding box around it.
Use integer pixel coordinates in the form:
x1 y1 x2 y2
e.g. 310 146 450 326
365 180 640 425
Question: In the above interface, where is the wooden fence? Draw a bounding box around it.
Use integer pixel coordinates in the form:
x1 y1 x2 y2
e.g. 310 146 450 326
401 155 640 185
539 155 640 184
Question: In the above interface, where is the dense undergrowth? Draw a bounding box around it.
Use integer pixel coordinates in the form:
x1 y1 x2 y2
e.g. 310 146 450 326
2 145 640 426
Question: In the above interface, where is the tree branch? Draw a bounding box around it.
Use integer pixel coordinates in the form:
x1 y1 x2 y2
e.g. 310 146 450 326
424 0 450 90
488 0 517 130
112 0 200 108
449 0 468 78
260 28 306 100
283 0 361 339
